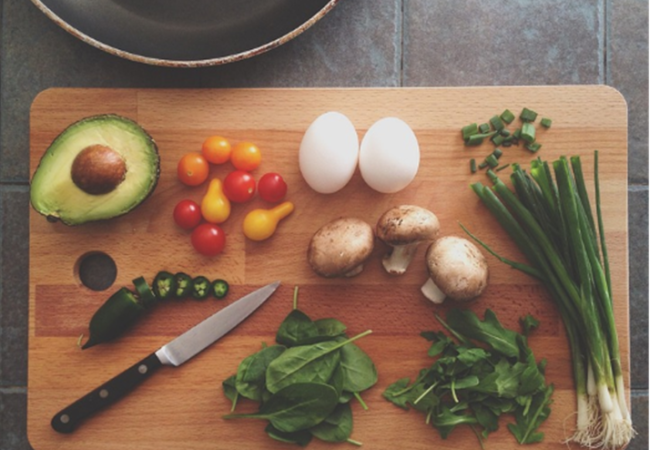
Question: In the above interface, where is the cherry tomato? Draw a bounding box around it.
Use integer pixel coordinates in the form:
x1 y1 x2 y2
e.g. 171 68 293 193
191 223 226 256
223 170 256 203
178 152 209 186
258 172 288 203
231 142 262 171
173 199 202 230
202 136 231 164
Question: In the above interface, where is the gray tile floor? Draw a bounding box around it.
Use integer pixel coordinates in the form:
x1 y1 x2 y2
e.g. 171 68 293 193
1 0 647 448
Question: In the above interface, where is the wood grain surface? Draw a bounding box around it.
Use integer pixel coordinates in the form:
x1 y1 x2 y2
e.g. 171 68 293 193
28 87 629 450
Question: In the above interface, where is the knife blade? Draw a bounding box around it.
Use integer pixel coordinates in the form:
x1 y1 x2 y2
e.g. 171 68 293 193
51 281 280 434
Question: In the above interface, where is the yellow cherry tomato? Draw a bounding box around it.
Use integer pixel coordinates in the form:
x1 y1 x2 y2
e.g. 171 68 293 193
202 136 232 164
243 201 294 241
201 179 231 224
231 142 262 171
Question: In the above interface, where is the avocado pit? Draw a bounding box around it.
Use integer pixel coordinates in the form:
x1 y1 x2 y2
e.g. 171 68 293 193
71 145 127 195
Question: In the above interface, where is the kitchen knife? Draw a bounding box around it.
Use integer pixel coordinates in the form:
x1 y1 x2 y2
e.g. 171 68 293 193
51 281 280 434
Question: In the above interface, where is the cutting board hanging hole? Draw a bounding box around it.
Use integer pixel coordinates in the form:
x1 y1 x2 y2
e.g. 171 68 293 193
74 251 117 291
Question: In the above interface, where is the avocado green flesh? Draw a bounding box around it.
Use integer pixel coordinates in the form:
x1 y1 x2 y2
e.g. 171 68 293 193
30 115 159 226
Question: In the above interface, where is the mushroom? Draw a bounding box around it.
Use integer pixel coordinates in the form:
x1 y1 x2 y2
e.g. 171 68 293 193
376 205 440 275
421 236 489 304
308 217 375 277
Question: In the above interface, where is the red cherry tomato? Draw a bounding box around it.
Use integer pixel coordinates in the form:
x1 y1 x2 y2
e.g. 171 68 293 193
173 199 202 230
191 223 226 256
223 170 256 203
258 173 288 203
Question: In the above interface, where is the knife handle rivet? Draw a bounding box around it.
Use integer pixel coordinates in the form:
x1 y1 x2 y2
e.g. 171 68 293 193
99 389 109 399
60 414 70 424
138 364 148 374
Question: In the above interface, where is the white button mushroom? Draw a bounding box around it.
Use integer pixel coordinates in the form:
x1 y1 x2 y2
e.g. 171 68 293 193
376 205 440 275
308 217 375 278
421 236 489 304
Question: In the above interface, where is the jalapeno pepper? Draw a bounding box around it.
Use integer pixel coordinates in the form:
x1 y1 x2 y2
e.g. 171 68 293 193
211 279 230 299
153 271 176 300
191 276 211 300
133 276 156 307
173 272 193 299
81 287 145 350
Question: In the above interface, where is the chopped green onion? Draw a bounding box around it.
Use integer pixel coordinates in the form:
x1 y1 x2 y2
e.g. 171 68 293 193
478 161 488 169
520 107 538 122
493 148 503 159
465 131 496 146
478 123 491 134
540 117 552 128
512 128 521 139
500 129 511 137
491 134 505 146
526 143 542 153
485 154 499 168
521 122 536 144
462 123 479 140
470 158 477 173
496 163 510 172
489 115 505 131
500 109 515 124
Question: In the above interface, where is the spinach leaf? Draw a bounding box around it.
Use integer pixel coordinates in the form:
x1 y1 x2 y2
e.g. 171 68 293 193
339 343 378 393
235 345 286 401
223 382 338 433
276 310 319 347
222 375 239 412
310 403 353 443
266 331 371 394
265 423 312 447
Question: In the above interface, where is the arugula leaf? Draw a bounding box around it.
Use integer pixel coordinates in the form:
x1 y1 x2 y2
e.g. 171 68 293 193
519 314 540 336
446 309 520 358
382 377 412 410
507 385 554 444
430 405 478 439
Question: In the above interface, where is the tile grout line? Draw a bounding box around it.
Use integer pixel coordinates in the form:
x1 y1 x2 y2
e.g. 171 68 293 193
603 0 611 85
399 0 404 87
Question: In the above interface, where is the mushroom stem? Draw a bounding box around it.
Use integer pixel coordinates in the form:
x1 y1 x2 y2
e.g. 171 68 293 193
382 243 420 275
420 278 446 304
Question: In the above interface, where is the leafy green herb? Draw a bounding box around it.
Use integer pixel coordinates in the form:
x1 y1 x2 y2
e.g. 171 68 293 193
235 345 286 401
383 309 553 445
224 382 339 433
222 287 375 446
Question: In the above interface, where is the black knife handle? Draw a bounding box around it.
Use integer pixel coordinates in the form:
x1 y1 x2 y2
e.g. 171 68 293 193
51 352 163 433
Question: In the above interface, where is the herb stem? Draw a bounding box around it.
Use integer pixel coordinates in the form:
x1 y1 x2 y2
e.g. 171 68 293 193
353 392 369 411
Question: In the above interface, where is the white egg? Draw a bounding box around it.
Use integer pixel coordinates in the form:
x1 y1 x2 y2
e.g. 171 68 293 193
299 112 359 194
359 117 420 194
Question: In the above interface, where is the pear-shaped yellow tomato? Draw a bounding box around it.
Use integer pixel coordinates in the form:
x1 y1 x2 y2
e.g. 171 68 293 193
243 201 294 241
201 179 231 224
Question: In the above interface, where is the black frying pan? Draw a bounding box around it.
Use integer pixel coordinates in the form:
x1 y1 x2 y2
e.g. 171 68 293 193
30 0 340 67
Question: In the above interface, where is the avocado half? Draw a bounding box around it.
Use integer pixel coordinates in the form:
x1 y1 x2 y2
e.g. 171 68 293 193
30 114 160 226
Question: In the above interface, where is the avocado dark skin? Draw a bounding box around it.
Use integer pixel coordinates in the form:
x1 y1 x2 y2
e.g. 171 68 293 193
30 114 161 226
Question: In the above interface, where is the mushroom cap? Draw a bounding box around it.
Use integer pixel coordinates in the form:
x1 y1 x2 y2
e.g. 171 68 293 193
425 236 488 301
376 205 440 246
308 217 375 277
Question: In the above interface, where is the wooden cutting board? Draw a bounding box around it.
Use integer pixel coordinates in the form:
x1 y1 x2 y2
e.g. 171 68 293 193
28 87 629 450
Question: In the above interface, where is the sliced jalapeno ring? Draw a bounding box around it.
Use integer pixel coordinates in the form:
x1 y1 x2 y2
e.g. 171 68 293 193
153 271 176 300
173 272 192 299
211 279 230 299
132 276 156 307
191 276 211 300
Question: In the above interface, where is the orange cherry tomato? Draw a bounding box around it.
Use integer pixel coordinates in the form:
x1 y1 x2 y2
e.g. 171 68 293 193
202 136 232 165
177 152 209 186
231 142 262 171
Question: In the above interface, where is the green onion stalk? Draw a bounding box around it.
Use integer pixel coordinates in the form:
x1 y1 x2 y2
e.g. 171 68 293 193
464 152 634 449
